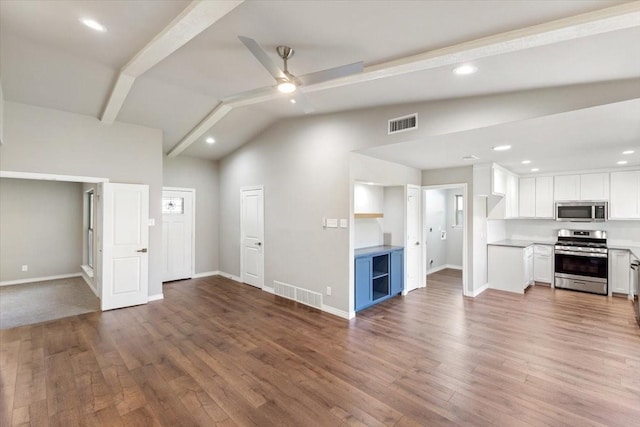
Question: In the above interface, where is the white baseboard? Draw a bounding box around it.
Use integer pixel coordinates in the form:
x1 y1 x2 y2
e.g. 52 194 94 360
192 270 219 279
321 304 351 320
217 271 242 282
426 264 461 275
0 272 82 287
80 273 99 297
262 286 275 294
472 284 489 297
148 293 164 302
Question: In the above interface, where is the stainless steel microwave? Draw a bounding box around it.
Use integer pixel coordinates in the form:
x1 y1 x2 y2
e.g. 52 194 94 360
556 202 607 222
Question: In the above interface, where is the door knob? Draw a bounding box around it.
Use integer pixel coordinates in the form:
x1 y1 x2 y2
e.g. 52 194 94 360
415 241 420 245
255 242 262 246
136 248 148 253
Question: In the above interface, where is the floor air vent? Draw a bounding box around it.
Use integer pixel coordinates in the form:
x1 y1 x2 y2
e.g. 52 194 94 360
273 281 322 309
388 113 418 134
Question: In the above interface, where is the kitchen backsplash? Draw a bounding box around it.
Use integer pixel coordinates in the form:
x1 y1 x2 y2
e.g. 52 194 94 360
503 219 640 245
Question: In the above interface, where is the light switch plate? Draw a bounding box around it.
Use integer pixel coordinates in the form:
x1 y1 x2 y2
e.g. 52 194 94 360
148 218 155 226
339 219 348 228
326 218 338 228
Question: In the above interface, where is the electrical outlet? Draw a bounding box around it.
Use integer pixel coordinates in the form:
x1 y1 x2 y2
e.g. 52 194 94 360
326 286 332 296
21 265 28 272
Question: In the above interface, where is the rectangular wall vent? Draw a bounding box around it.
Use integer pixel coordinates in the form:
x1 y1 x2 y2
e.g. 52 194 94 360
273 280 322 309
388 113 418 134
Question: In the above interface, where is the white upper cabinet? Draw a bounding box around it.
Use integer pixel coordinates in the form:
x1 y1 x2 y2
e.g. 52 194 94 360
554 174 580 201
580 173 609 201
519 176 554 219
610 171 640 219
519 177 536 218
554 173 609 201
535 176 554 218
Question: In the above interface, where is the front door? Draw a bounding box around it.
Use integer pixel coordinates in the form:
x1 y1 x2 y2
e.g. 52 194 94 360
101 183 149 310
406 185 422 292
162 188 194 282
241 186 264 288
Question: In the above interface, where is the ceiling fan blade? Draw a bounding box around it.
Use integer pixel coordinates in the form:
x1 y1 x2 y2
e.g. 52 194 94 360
298 61 363 86
238 36 286 81
292 91 315 114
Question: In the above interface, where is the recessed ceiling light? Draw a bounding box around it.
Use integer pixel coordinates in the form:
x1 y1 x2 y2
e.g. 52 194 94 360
492 145 511 151
623 150 635 155
521 160 531 164
453 64 478 76
617 160 628 165
290 99 296 104
531 168 540 172
206 137 215 144
80 18 107 32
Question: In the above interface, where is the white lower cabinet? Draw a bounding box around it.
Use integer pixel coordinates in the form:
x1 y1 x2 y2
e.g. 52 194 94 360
488 244 534 294
533 244 553 284
609 249 630 295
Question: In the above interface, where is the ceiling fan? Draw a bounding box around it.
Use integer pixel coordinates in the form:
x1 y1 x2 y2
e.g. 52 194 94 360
238 36 363 113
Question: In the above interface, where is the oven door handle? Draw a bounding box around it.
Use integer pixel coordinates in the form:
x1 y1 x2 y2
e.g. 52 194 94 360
555 250 608 258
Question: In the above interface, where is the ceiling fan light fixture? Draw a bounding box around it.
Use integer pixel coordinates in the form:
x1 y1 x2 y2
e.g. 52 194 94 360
277 80 297 93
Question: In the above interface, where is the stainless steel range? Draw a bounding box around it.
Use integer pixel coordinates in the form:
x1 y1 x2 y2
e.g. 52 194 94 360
554 229 608 295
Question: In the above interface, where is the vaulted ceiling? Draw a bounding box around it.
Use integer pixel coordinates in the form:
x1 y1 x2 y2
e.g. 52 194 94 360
1 0 639 172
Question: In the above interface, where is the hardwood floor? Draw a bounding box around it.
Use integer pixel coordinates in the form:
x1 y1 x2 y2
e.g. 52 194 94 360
2 269 639 426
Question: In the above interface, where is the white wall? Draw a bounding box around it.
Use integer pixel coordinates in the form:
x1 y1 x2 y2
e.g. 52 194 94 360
0 178 83 282
354 183 384 248
382 186 404 246
445 188 464 267
163 156 220 274
0 101 164 297
505 219 640 246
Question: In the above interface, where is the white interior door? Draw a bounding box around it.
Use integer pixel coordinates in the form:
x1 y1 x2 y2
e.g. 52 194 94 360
101 183 149 311
241 186 264 288
162 189 194 282
406 185 422 292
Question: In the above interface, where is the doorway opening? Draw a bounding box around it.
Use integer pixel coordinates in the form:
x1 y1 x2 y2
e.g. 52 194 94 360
422 184 468 296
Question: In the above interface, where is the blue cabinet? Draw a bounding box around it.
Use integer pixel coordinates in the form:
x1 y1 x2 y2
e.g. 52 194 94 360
355 246 404 312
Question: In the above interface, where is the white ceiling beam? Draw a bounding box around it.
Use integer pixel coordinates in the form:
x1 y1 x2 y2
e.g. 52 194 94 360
166 103 233 158
101 0 244 124
167 2 640 156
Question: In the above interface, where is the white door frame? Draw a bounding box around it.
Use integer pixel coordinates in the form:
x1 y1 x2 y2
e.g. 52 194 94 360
422 183 470 297
162 187 196 280
240 185 265 289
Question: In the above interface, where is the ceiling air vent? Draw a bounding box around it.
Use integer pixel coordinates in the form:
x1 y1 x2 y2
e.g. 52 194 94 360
388 113 418 134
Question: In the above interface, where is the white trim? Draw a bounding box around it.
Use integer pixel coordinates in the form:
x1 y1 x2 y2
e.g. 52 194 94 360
166 3 640 157
0 170 109 183
162 187 196 280
426 264 463 275
102 1 244 124
471 284 489 297
148 293 164 302
218 271 242 283
321 304 351 320
80 273 99 297
0 272 82 287
422 183 470 297
192 270 219 278
262 285 275 294
81 264 94 278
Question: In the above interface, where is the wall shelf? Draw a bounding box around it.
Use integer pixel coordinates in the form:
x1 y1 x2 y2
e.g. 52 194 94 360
354 213 384 219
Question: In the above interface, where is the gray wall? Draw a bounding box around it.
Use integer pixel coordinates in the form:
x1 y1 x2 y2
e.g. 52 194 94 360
382 186 404 247
445 188 464 267
425 189 447 271
0 101 164 297
163 156 220 274
0 178 83 282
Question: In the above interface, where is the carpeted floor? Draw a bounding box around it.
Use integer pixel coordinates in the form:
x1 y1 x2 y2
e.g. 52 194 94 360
0 276 99 329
